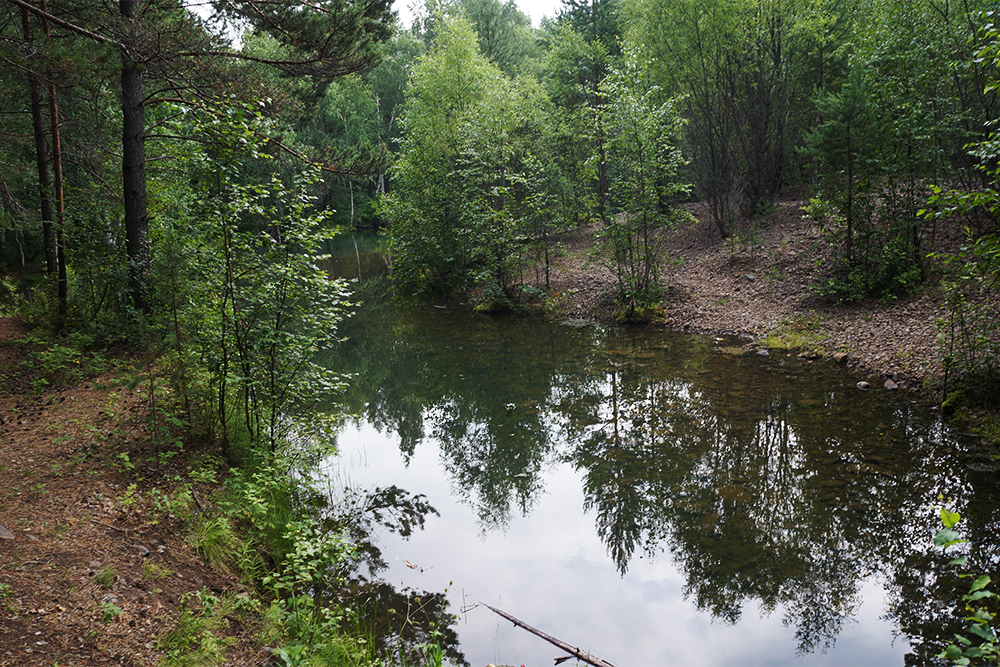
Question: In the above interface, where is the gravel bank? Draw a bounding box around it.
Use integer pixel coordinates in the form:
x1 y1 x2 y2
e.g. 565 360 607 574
547 198 960 394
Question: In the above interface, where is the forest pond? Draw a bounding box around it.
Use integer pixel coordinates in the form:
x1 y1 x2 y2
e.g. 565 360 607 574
316 234 1000 666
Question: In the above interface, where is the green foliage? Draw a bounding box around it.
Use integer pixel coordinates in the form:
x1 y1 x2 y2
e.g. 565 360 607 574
157 590 254 667
295 73 387 229
596 45 692 319
224 463 300 564
459 75 553 305
934 508 1000 666
175 463 406 665
18 333 110 393
917 16 1000 405
98 600 123 623
382 17 492 295
187 515 246 575
2 9 446 666
151 100 351 459
762 316 827 353
142 562 174 581
211 1 394 86
922 153 1000 403
539 25 606 230
934 235 1000 405
462 0 539 74
722 220 763 263
804 68 925 302
802 0 997 302
624 0 813 236
383 16 564 303
972 410 1000 447
0 276 23 316
418 640 446 667
559 0 621 56
260 522 356 666
93 566 116 589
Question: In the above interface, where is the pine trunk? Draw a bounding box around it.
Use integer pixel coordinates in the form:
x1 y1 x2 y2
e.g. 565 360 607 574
19 7 57 275
120 0 149 311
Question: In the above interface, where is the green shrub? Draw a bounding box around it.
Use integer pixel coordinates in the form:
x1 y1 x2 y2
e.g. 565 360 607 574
157 590 252 667
934 508 999 666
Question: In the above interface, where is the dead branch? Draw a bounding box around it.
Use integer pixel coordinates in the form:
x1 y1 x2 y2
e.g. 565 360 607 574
481 602 615 667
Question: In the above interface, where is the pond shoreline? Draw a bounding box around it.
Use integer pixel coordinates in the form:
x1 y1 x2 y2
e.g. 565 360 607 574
0 199 986 663
546 197 958 395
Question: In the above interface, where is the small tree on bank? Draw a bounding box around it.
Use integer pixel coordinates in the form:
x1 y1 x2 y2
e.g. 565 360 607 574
597 46 692 321
382 16 558 306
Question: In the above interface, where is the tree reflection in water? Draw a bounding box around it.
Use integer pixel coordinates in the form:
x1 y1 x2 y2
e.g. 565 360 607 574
342 580 467 667
317 269 1000 663
321 483 466 665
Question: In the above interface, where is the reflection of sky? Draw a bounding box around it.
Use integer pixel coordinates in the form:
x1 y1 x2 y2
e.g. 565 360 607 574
325 420 909 667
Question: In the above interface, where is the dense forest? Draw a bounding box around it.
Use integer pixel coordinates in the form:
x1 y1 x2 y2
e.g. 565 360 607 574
0 0 999 663
1 0 998 400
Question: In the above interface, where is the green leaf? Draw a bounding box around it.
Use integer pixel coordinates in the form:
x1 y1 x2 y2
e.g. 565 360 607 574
941 643 965 660
934 527 966 547
970 575 991 592
941 508 962 528
968 623 996 641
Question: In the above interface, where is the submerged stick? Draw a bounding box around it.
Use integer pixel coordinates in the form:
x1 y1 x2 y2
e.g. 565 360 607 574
481 602 615 667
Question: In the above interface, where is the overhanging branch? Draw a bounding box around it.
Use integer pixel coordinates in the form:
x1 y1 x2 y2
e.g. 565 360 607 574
3 0 121 48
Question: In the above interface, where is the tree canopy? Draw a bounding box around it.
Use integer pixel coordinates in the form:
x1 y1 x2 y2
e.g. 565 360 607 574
2 0 1000 408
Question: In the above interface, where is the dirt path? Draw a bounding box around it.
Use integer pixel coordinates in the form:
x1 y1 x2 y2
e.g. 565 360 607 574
0 321 258 666
547 198 954 392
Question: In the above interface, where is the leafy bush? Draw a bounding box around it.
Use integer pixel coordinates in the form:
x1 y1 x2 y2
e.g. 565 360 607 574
934 508 999 666
260 522 357 666
932 232 1000 407
596 46 692 319
150 101 352 462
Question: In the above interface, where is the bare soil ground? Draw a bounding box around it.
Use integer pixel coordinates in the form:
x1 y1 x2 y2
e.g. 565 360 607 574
548 196 962 392
0 319 262 666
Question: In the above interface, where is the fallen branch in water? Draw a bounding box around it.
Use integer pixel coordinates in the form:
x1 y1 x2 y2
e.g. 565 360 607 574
481 602 615 667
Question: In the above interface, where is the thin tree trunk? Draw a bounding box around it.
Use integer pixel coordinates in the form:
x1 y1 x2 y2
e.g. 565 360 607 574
49 83 67 322
846 123 853 267
353 233 362 280
20 7 56 275
219 224 232 454
120 0 149 312
41 0 67 321
543 216 550 291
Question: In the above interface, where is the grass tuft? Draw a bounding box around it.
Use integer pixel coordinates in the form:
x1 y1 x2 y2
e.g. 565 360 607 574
762 316 827 354
93 566 116 589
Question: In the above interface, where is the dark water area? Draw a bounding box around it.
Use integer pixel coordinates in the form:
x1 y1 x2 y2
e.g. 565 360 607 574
315 233 1000 666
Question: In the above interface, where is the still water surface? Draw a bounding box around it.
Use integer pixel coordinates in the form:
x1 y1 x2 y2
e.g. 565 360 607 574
317 234 999 666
